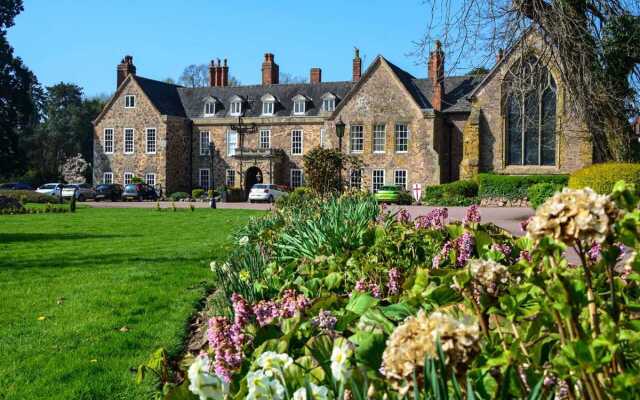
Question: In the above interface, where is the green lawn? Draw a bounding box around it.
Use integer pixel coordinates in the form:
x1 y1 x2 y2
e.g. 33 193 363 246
0 207 262 400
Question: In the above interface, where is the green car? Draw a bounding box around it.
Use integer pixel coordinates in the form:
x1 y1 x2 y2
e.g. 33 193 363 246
374 185 413 205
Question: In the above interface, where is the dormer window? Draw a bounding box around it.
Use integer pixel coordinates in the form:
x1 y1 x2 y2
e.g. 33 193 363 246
292 94 307 115
261 94 276 116
229 95 243 116
321 93 336 112
203 98 217 116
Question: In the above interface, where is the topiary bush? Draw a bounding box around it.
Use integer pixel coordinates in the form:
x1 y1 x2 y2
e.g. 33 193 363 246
169 192 190 201
478 173 568 200
0 190 57 204
527 182 563 209
422 180 478 206
569 162 640 194
191 188 205 199
275 187 314 209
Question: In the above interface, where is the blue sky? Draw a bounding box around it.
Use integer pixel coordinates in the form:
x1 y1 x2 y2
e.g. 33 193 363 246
8 0 475 97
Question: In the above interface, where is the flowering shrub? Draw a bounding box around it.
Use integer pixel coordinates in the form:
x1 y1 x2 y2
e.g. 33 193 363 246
140 182 640 399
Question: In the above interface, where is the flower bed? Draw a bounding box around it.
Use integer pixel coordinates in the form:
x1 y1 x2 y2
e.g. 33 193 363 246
139 185 640 399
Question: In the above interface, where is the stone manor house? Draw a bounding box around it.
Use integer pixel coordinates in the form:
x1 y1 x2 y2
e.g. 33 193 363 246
93 32 592 195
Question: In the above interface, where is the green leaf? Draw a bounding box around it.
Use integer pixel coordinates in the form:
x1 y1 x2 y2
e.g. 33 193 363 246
323 272 343 290
381 302 416 321
345 292 379 316
349 330 385 370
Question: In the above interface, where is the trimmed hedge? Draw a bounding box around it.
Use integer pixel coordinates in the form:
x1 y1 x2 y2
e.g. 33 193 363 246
478 173 568 200
192 189 205 199
527 182 564 209
422 180 479 206
569 163 640 194
0 190 57 204
169 192 190 201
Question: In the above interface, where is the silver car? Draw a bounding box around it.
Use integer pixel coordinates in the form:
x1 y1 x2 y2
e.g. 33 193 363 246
61 183 96 201
36 183 63 197
248 184 287 203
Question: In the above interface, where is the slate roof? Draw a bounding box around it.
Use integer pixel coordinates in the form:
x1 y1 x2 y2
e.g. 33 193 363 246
413 75 485 113
134 76 186 117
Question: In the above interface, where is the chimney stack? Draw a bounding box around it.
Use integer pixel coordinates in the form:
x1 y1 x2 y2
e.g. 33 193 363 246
221 59 229 86
117 55 136 88
428 40 445 111
352 48 362 82
262 53 279 85
208 60 217 86
310 68 322 84
209 59 230 87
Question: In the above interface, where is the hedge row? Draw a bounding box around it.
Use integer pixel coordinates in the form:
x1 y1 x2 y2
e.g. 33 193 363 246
568 163 640 194
477 173 568 200
0 190 58 204
421 180 479 206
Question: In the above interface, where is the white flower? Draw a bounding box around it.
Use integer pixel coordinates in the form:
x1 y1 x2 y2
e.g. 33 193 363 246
292 384 331 400
256 351 293 372
209 261 217 272
246 370 286 400
330 337 353 383
239 236 250 246
187 354 229 400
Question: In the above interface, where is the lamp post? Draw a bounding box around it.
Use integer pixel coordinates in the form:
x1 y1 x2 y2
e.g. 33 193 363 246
335 117 345 192
208 141 216 209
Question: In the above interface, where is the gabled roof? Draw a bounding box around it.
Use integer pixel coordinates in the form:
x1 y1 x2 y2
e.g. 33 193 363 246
134 76 186 117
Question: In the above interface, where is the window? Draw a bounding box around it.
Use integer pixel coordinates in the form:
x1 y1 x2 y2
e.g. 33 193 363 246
320 128 326 148
226 169 235 187
104 128 114 154
350 125 364 153
145 173 156 186
200 131 211 156
199 168 210 190
394 170 407 190
124 172 134 185
227 131 238 156
290 169 303 188
373 124 386 153
124 95 135 108
260 129 271 149
124 128 135 154
230 100 242 116
204 101 216 116
293 100 306 115
262 101 274 116
350 169 362 189
291 129 303 155
395 123 409 153
103 172 113 184
145 128 156 154
372 169 385 192
322 98 335 112
505 56 557 166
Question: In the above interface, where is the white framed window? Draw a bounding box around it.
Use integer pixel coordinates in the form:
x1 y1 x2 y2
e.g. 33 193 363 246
322 98 335 112
350 125 364 153
260 129 271 149
124 128 135 154
350 169 362 189
227 130 238 156
373 124 386 153
124 172 134 185
103 128 114 154
226 169 235 187
290 169 303 188
204 101 216 116
145 128 156 154
320 128 326 148
230 101 242 116
103 172 113 184
293 100 306 115
394 169 407 190
262 101 274 116
145 173 156 186
291 129 303 155
124 95 135 108
372 169 385 192
395 123 409 153
199 168 210 190
200 131 211 156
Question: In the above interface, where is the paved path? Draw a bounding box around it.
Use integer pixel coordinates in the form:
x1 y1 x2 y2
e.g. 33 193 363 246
85 201 534 236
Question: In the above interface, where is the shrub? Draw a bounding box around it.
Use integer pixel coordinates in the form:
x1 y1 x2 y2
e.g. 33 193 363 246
527 182 563 209
303 147 362 195
191 188 205 199
422 180 478 206
224 188 245 202
478 173 568 199
569 162 640 194
169 192 190 201
275 187 315 209
0 190 57 204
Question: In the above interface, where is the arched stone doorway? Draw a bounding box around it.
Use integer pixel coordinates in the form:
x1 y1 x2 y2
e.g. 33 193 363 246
245 166 263 197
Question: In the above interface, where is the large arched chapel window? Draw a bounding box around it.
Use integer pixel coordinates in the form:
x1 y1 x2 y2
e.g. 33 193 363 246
505 56 557 166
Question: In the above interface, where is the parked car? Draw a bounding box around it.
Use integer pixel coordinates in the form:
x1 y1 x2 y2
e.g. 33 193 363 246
95 184 123 201
248 184 287 203
374 185 413 205
61 183 96 201
0 182 34 190
122 183 158 201
36 183 64 197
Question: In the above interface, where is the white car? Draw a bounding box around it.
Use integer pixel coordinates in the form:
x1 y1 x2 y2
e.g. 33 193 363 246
61 183 96 201
248 184 287 203
36 183 63 197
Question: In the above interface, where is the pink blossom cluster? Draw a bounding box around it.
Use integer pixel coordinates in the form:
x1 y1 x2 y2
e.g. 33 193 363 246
491 243 512 259
397 209 411 224
312 310 338 331
280 289 311 318
519 250 532 262
432 232 475 268
463 204 481 225
387 267 402 296
354 278 382 298
414 207 449 230
587 242 601 262
520 216 533 232
207 316 245 382
252 300 280 326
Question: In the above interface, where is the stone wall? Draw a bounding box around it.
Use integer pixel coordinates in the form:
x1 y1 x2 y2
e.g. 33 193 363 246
165 116 191 193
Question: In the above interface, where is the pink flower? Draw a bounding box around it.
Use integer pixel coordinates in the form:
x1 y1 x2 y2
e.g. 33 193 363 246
387 268 402 296
415 208 448 230
463 205 481 225
231 293 252 327
397 209 411 223
252 300 279 327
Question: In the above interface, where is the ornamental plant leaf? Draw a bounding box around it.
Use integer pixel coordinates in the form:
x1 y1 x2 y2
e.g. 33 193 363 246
381 302 416 321
349 330 385 370
345 292 379 316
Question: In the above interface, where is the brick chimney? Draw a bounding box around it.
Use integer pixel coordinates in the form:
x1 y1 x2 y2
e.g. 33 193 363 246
352 48 362 82
310 68 322 84
428 40 445 111
209 59 230 87
262 53 279 85
117 55 136 88
208 59 217 86
221 59 229 86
